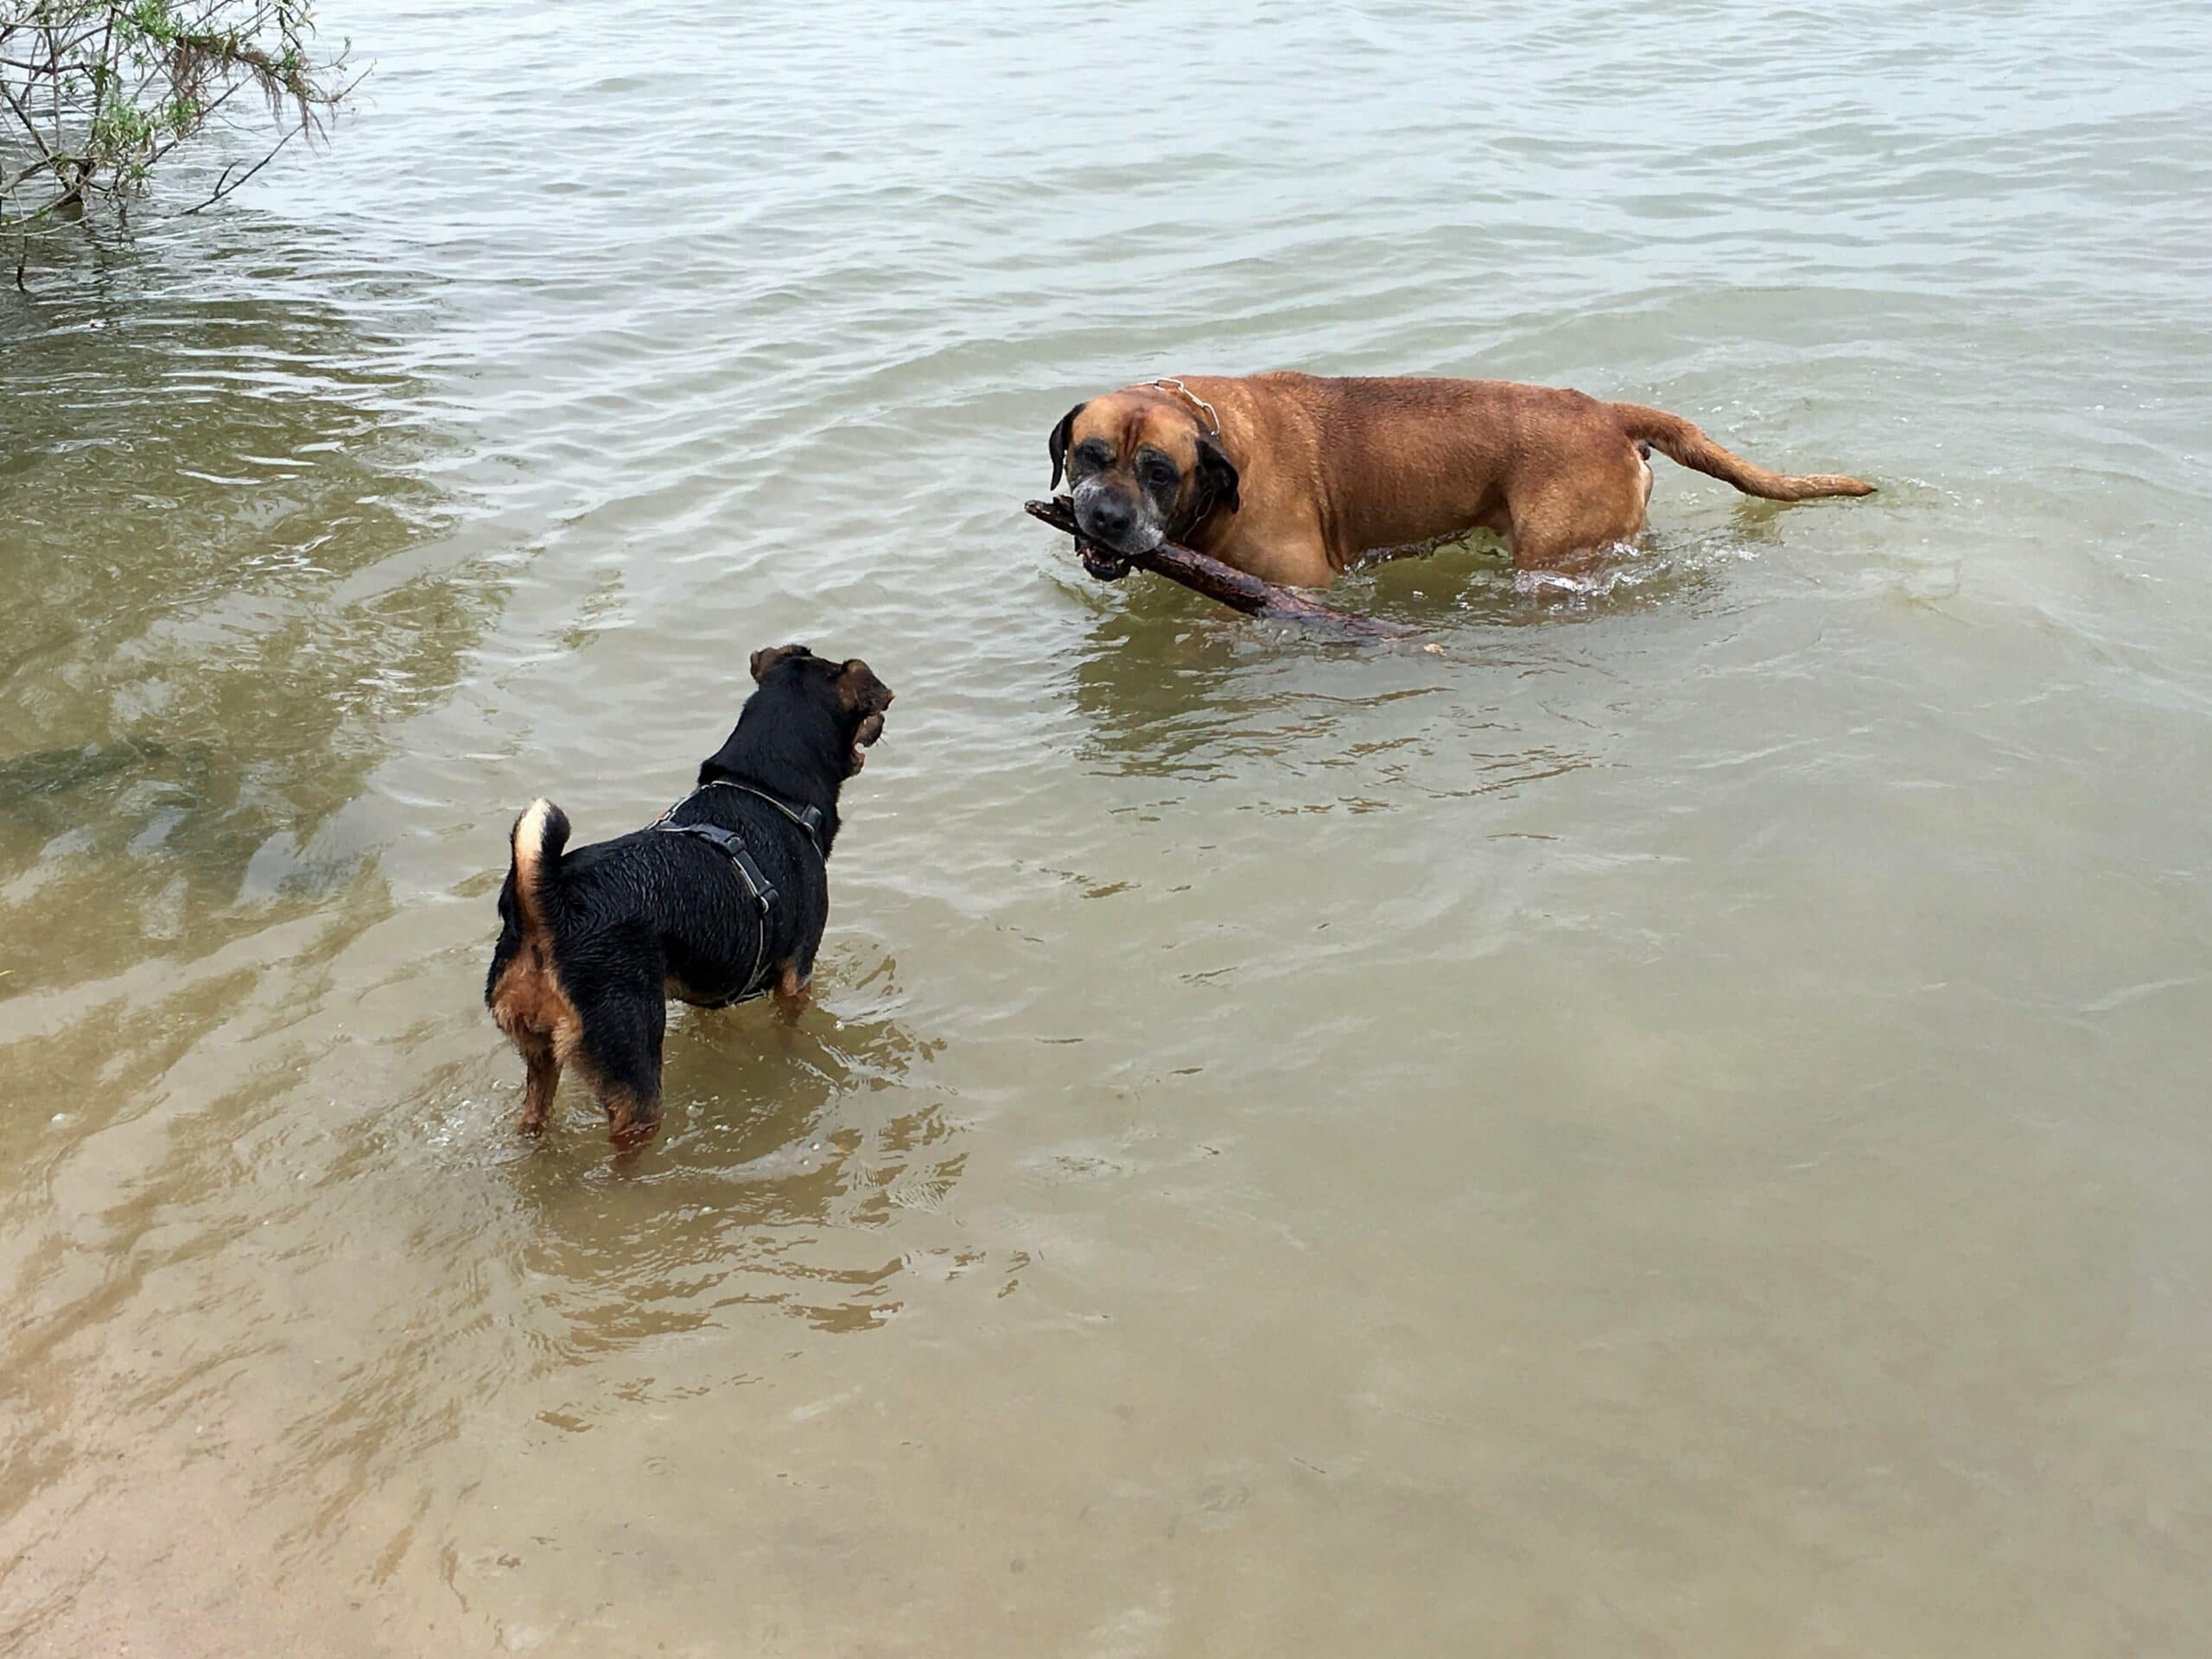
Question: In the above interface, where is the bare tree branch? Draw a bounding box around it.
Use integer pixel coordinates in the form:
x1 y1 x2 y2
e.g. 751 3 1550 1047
1 1 353 234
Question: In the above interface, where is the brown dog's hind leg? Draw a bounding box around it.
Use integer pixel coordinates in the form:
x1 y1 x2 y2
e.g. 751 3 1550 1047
1508 460 1649 578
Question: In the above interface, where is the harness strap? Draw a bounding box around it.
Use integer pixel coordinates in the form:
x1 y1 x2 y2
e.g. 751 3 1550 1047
645 779 824 1007
704 780 824 849
651 780 824 855
654 820 779 911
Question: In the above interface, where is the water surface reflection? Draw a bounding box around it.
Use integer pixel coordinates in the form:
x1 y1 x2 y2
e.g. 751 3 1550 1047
1 226 482 998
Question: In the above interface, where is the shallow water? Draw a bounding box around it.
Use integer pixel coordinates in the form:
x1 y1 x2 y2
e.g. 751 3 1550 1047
3 2 2210 1652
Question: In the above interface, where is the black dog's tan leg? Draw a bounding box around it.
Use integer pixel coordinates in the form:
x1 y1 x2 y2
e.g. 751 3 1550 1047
518 1035 562 1135
773 960 813 1021
575 975 667 1147
602 1083 664 1149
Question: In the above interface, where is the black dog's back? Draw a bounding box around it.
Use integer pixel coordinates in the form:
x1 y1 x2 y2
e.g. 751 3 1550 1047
554 799 828 1011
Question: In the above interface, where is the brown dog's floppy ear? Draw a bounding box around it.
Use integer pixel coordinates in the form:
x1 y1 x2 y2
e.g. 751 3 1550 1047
1047 402 1087 490
750 643 810 683
836 658 893 713
1195 435 1241 518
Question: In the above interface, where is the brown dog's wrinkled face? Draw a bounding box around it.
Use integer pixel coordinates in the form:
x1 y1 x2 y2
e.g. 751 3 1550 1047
1048 391 1241 577
748 644 895 775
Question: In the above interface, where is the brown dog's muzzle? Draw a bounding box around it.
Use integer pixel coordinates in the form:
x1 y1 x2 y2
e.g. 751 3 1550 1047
1071 487 1146 579
1079 541 1134 582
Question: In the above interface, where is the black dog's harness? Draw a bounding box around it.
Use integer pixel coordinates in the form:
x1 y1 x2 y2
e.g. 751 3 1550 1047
651 781 823 1004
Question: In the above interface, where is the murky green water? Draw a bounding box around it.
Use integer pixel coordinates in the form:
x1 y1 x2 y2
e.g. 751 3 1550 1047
5 2 2210 1652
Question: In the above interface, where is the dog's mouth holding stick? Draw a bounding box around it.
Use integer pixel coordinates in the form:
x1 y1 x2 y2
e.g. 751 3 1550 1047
1079 543 1135 582
1026 498 1411 640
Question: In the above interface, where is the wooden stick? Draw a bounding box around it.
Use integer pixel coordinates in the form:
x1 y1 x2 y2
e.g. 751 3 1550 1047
1025 499 1410 639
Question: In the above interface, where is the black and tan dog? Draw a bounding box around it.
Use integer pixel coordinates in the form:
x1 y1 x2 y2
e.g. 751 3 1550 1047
1050 373 1873 583
486 645 893 1145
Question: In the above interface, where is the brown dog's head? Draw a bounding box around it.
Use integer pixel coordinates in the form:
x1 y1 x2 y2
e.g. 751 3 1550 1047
746 644 894 777
1048 385 1240 577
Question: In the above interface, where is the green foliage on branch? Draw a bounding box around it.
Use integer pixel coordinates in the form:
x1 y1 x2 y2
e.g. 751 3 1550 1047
2 1 352 232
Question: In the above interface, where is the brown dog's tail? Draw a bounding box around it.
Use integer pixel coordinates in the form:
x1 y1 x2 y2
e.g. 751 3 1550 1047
508 797 570 935
1609 402 1874 501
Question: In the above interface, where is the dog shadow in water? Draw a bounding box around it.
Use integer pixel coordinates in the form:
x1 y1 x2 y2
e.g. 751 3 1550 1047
503 949 957 1340
1060 547 1530 786
1060 519 1780 805
1063 511 1773 778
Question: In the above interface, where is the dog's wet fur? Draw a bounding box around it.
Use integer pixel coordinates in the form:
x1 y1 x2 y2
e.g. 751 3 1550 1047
1050 373 1872 584
485 644 893 1146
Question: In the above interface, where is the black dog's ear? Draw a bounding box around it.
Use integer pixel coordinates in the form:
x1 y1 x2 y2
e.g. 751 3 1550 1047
1196 435 1241 517
750 643 810 683
1047 402 1087 490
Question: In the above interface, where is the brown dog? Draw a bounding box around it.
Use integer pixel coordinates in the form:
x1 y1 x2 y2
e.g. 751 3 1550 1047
1048 373 1873 584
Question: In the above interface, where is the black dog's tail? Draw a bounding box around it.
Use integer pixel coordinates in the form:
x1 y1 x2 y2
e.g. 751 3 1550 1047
508 798 570 936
